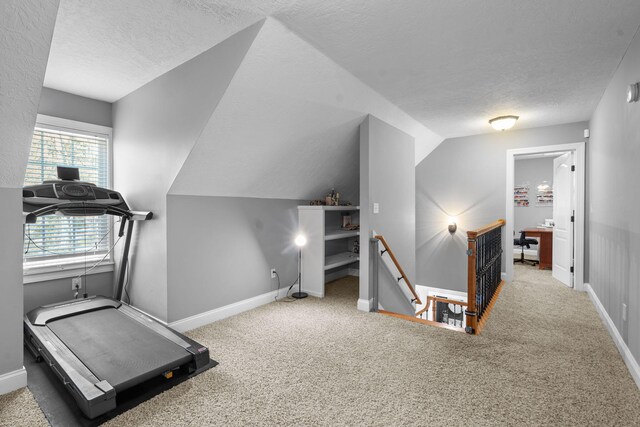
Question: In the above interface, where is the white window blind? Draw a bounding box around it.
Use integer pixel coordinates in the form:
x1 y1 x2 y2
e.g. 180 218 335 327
23 126 111 265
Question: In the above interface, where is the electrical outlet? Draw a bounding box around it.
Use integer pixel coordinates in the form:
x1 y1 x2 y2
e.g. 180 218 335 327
623 303 628 321
373 202 379 214
271 268 276 279
72 277 82 290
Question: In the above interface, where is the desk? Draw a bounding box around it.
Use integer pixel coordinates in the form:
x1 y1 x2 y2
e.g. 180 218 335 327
523 228 553 270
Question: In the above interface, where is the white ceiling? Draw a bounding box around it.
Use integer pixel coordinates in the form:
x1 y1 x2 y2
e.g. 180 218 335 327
45 0 640 138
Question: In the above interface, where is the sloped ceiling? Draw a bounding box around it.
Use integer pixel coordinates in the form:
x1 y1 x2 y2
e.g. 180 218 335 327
46 0 640 139
168 18 439 199
0 0 59 188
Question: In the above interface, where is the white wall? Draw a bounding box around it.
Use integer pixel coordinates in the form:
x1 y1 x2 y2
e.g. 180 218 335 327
0 0 59 388
588 27 640 366
416 122 587 293
514 157 554 232
360 115 416 315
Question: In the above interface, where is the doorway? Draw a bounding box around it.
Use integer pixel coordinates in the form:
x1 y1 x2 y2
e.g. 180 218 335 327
505 143 586 290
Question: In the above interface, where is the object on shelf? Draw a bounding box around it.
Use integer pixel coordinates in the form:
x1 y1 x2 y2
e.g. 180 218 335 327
514 184 530 207
342 224 359 231
342 212 351 228
536 181 553 206
353 240 359 254
310 188 352 206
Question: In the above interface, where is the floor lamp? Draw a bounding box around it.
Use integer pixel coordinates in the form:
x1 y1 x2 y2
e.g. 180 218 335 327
292 234 308 299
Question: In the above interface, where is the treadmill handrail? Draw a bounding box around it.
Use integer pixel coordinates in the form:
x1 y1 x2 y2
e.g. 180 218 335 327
24 202 152 224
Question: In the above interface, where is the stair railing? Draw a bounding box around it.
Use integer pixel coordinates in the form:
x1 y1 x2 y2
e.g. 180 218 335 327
373 235 422 306
465 219 506 334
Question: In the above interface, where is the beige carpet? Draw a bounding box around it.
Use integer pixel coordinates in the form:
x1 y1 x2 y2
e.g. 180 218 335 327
0 387 48 427
3 265 640 426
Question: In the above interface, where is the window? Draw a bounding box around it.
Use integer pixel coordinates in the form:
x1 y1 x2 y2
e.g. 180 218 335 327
23 116 113 275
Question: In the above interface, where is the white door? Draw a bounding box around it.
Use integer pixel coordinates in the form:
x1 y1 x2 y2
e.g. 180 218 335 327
552 152 574 287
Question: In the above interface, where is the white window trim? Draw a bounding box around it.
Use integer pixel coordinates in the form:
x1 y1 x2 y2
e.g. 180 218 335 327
23 262 115 284
24 115 114 283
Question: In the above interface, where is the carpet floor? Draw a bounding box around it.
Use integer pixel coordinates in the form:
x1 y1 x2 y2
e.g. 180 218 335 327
3 264 640 426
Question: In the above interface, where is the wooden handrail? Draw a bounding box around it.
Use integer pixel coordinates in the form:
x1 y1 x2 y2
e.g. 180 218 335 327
374 235 422 305
415 299 431 317
467 219 506 239
427 295 468 307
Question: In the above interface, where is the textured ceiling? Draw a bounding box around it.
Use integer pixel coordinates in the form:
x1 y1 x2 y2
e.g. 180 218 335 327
46 0 640 138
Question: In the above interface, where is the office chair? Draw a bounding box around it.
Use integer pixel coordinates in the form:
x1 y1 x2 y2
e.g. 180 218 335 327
514 230 539 266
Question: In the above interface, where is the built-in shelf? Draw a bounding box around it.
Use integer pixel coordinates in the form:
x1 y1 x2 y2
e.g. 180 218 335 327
298 205 360 297
324 229 360 241
298 205 360 211
324 252 359 270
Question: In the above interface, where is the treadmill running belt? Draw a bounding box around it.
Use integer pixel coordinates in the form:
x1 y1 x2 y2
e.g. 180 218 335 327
48 308 192 391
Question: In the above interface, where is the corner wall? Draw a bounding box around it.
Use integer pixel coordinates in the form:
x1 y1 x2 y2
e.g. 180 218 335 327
588 27 640 367
360 115 416 315
114 17 441 325
416 122 587 293
112 21 263 321
0 0 59 391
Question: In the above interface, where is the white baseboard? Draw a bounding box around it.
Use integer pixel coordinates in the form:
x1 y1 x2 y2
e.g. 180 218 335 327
169 286 290 333
357 298 373 312
0 367 27 395
586 283 640 390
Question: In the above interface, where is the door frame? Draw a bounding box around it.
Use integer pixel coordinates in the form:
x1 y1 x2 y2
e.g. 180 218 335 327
505 142 586 291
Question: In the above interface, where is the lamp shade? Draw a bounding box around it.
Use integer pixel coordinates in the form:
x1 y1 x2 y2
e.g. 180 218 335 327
489 115 519 131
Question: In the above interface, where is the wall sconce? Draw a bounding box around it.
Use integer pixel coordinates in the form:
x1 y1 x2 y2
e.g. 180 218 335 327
489 115 519 131
448 217 457 234
627 82 640 103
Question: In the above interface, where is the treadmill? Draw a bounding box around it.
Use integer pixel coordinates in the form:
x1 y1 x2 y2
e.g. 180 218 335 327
23 167 215 419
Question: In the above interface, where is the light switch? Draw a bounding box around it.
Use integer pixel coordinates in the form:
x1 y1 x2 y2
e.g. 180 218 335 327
373 203 379 214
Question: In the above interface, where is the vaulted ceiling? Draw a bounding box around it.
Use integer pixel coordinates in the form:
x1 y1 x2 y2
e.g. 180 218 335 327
45 0 640 138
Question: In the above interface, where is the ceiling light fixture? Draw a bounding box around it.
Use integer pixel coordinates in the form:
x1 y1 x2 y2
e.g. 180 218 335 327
489 115 519 131
627 82 640 103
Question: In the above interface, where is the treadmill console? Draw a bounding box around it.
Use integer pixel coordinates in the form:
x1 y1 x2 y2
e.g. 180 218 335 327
23 167 130 215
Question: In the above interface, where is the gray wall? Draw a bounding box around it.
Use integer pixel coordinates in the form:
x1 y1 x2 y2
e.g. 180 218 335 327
112 22 262 321
0 189 27 377
23 272 113 314
166 195 300 323
588 28 640 364
360 115 416 315
39 87 112 127
416 121 587 292
0 0 59 381
514 157 554 232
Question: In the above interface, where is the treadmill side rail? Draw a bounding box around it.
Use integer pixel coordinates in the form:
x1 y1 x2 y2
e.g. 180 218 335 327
119 303 211 372
24 318 117 418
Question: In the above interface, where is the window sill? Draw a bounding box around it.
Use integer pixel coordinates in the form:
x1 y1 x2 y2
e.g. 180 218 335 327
23 262 115 284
